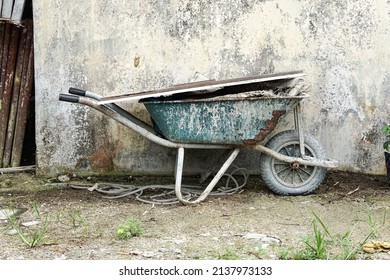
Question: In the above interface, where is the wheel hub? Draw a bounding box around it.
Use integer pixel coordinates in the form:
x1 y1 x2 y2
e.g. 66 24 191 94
291 161 300 169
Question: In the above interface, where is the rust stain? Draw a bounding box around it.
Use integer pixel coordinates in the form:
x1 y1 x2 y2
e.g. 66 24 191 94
89 146 116 170
76 145 116 171
243 110 286 145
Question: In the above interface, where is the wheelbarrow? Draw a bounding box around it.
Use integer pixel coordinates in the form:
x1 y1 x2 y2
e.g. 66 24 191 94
59 71 338 205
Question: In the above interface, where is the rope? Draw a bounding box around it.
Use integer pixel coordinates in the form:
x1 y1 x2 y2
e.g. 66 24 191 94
66 165 248 205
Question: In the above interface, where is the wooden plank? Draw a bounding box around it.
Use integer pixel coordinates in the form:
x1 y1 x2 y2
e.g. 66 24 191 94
0 22 5 95
2 23 27 167
0 165 35 174
11 0 25 24
98 71 305 104
11 20 33 167
0 23 11 100
1 0 13 19
0 23 6 157
0 24 20 167
0 23 12 167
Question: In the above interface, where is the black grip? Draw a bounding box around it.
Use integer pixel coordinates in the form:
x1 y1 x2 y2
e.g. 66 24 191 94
68 87 86 96
59 94 80 103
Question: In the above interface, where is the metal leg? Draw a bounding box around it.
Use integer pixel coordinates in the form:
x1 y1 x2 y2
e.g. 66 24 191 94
294 103 305 157
175 147 185 198
175 147 240 205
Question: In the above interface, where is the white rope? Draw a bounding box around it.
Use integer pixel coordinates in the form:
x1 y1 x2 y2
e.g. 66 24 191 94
67 165 248 205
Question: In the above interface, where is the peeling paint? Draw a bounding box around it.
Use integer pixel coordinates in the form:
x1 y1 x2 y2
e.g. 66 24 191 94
244 110 286 145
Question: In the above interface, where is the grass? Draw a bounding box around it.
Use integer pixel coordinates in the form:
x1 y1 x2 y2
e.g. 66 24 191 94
299 217 328 259
218 248 240 260
9 215 50 248
31 200 41 218
3 202 96 247
69 209 85 228
367 207 388 237
279 211 381 260
53 208 91 237
117 217 144 239
72 211 90 238
254 242 265 258
6 202 50 248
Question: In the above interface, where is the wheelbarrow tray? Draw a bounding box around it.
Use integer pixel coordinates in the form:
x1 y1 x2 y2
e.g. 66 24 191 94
142 95 306 145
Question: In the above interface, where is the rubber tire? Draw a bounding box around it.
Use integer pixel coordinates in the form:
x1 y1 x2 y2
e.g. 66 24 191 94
259 130 326 195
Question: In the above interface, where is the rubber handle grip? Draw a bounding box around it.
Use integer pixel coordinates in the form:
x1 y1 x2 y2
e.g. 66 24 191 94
59 94 80 103
68 87 86 96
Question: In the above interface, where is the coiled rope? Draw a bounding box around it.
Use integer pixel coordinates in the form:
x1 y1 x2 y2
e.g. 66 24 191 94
68 165 248 205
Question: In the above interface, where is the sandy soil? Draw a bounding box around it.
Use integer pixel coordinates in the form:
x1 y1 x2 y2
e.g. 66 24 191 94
0 171 389 260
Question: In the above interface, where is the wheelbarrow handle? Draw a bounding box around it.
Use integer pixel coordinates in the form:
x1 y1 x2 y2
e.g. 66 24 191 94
68 87 86 96
59 94 80 103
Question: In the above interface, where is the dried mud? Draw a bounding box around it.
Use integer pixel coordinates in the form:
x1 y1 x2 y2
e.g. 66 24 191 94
0 171 389 260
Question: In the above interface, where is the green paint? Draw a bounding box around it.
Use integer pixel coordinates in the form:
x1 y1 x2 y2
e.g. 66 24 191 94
143 97 301 144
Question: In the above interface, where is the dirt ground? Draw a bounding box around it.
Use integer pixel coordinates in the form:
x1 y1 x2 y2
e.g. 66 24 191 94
0 170 389 260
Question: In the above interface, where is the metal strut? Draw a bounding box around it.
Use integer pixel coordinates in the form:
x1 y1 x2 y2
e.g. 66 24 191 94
294 103 305 157
174 147 241 205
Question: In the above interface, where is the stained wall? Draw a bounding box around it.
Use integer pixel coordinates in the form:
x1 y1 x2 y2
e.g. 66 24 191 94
33 0 390 175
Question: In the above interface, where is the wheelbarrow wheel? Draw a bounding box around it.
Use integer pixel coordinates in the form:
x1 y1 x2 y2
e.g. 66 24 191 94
259 130 326 195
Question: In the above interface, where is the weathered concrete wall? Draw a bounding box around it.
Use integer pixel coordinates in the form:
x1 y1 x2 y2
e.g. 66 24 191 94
33 0 390 176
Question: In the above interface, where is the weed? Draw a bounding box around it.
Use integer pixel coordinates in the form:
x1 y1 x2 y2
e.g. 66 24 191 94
382 207 388 227
382 125 390 152
54 211 62 223
366 207 389 239
218 249 239 260
52 209 91 238
31 201 41 218
7 211 50 248
69 209 84 228
249 241 274 259
334 228 356 260
278 246 292 260
255 242 265 257
18 217 49 248
297 219 328 260
367 208 379 237
117 217 143 239
342 230 374 260
83 223 90 237
279 211 377 260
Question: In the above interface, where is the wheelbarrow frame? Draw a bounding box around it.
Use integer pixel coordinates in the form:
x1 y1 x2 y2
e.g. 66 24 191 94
59 87 337 205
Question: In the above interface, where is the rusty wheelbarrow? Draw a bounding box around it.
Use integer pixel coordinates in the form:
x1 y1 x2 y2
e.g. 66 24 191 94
59 71 338 205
